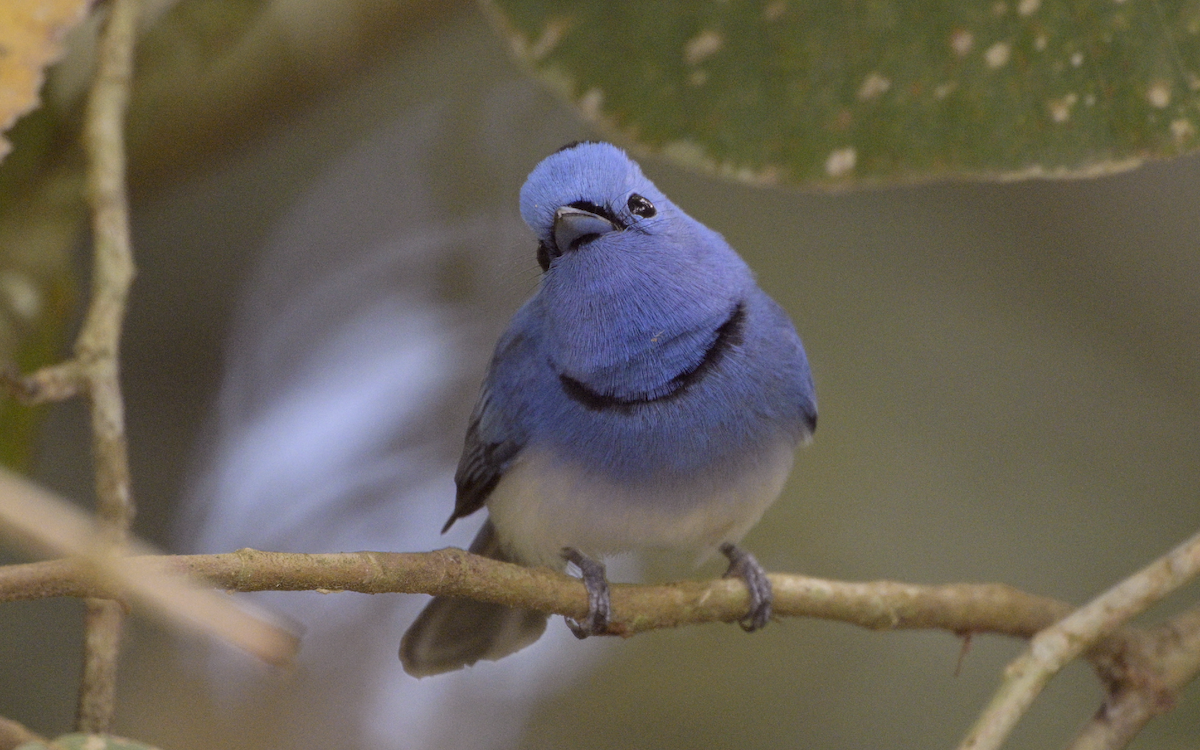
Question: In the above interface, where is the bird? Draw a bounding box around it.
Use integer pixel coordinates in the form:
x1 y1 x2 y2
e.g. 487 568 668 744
400 141 816 677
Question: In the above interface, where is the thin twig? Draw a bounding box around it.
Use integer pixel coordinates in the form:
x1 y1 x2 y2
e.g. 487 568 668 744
957 528 1200 750
0 362 83 405
75 0 141 734
80 0 139 541
1066 602 1200 750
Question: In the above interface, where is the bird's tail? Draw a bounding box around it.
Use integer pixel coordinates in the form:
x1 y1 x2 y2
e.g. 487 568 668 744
399 519 549 677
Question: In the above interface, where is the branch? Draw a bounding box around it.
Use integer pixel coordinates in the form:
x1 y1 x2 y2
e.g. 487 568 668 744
79 0 138 538
0 543 1193 748
0 548 1114 642
1066 602 1200 750
75 0 140 735
0 0 142 727
957 527 1200 750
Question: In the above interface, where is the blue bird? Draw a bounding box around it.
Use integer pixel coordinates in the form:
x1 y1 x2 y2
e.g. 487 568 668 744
400 142 816 677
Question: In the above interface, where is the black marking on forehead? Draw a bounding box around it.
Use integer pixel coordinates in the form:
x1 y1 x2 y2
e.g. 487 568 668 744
553 140 604 155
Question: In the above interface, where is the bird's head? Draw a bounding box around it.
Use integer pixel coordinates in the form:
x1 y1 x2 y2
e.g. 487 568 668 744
516 142 755 387
519 141 674 272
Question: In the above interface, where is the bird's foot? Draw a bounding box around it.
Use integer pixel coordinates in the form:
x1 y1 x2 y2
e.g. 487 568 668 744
561 547 610 638
719 542 773 632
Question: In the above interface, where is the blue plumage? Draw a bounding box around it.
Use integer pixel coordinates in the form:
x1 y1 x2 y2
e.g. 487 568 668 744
401 142 816 677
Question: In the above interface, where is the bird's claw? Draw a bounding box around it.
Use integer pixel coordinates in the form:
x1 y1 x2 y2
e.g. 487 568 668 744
720 542 773 632
562 547 611 638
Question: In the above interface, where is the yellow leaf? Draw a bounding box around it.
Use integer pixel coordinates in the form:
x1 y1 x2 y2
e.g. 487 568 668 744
0 0 93 163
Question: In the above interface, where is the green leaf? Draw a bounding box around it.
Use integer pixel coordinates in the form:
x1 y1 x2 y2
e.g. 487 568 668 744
483 0 1200 185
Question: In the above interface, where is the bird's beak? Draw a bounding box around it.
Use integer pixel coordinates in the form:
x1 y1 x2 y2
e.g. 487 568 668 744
553 206 618 254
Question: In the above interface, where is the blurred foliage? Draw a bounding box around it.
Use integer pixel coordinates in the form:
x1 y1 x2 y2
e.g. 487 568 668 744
0 0 458 470
0 108 82 472
0 0 90 471
17 733 163 750
125 0 463 184
0 0 91 162
0 276 75 470
483 0 1200 185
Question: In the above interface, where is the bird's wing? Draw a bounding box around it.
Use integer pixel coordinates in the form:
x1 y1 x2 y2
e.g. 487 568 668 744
442 387 524 532
442 321 535 533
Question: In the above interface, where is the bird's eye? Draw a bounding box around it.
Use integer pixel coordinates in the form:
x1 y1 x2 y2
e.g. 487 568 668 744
627 193 656 218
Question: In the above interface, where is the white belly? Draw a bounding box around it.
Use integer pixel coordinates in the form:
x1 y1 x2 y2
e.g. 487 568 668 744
484 442 796 569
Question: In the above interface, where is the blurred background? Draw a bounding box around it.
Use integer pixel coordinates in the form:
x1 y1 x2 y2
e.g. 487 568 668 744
2 2 1200 748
